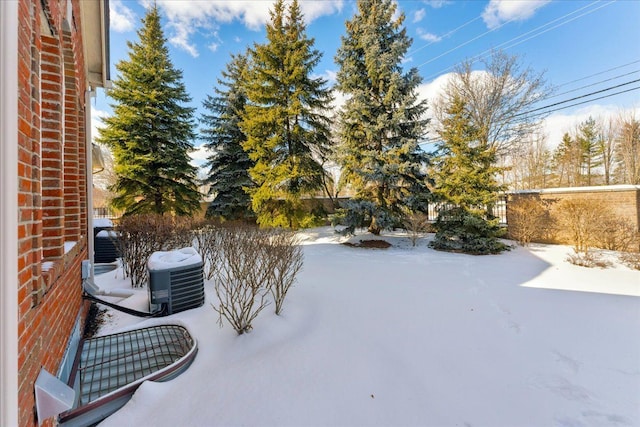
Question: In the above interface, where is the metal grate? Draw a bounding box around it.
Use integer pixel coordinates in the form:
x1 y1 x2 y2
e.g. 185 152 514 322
169 265 205 314
77 325 194 406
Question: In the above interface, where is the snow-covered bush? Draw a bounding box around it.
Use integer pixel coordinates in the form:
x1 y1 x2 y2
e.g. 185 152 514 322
266 229 303 315
191 221 222 280
211 226 304 334
619 252 640 270
566 250 611 268
212 227 271 334
114 214 188 287
430 207 509 255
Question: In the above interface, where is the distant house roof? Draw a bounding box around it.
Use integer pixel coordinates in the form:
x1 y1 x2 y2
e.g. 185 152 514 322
79 0 110 88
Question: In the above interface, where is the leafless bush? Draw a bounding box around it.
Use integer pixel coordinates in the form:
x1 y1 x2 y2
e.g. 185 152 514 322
191 222 222 280
619 252 640 270
113 214 191 288
211 226 272 334
402 211 431 247
211 226 304 334
566 250 611 268
596 217 639 252
266 229 304 315
556 199 608 254
507 197 549 246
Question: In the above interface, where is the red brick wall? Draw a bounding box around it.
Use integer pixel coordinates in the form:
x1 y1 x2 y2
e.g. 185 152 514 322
17 1 90 425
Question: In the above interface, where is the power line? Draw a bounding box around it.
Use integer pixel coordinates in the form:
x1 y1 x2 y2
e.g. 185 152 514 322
408 16 481 57
555 58 640 89
546 69 640 100
528 86 640 118
414 13 519 70
470 1 614 69
421 0 610 81
417 81 640 146
513 78 640 117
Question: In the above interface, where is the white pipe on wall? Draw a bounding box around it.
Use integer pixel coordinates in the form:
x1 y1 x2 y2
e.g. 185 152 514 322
0 0 20 425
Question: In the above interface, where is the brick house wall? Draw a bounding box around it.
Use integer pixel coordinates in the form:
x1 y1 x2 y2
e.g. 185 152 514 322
15 0 103 425
506 185 640 246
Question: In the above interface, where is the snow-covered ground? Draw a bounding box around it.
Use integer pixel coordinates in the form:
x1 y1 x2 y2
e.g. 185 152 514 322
95 228 640 427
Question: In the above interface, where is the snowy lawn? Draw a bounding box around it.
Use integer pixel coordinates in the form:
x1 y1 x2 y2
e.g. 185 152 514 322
95 228 640 427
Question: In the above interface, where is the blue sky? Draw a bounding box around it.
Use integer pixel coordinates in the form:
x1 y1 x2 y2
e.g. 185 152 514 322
94 0 640 165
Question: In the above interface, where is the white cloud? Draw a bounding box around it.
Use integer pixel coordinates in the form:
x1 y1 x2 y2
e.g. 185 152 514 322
90 108 110 143
190 144 211 169
153 0 344 57
208 43 220 53
413 8 426 23
482 0 550 30
542 104 640 149
110 0 136 33
416 28 442 43
413 72 640 150
423 0 450 8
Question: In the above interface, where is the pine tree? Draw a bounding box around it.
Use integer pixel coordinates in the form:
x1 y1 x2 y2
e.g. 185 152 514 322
430 95 508 254
201 53 254 220
335 0 430 235
577 116 603 186
240 0 333 228
97 5 200 216
432 96 505 213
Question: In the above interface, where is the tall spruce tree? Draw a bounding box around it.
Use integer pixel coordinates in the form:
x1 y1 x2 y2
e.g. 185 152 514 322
335 0 430 235
240 0 333 228
432 96 505 211
201 53 255 220
97 5 200 216
430 96 508 254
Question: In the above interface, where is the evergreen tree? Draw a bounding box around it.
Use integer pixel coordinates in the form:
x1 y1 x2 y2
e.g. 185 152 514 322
201 53 255 220
335 0 430 235
430 96 508 254
98 6 200 216
577 116 603 185
240 0 333 228
552 132 582 187
432 96 504 211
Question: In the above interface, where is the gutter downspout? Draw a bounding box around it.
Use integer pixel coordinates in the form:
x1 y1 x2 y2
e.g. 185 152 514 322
0 0 19 425
86 89 95 281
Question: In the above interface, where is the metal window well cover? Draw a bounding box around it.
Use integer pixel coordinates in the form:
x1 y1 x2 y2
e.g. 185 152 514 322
58 324 197 427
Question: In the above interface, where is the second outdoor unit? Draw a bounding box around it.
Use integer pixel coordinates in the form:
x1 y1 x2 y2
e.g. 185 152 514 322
147 247 205 315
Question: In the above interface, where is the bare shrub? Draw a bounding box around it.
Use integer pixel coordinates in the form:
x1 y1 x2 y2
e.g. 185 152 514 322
191 222 222 280
402 211 431 247
556 199 608 254
619 252 640 270
507 197 549 246
566 250 611 268
211 226 272 334
113 214 190 288
597 217 639 252
211 226 304 333
266 229 304 315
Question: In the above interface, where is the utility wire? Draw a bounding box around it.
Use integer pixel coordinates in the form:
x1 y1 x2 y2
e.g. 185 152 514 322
555 59 640 89
546 69 640 100
417 80 640 146
408 16 481 57
414 13 518 70
422 0 610 81
527 86 640 119
513 78 640 117
468 1 614 71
